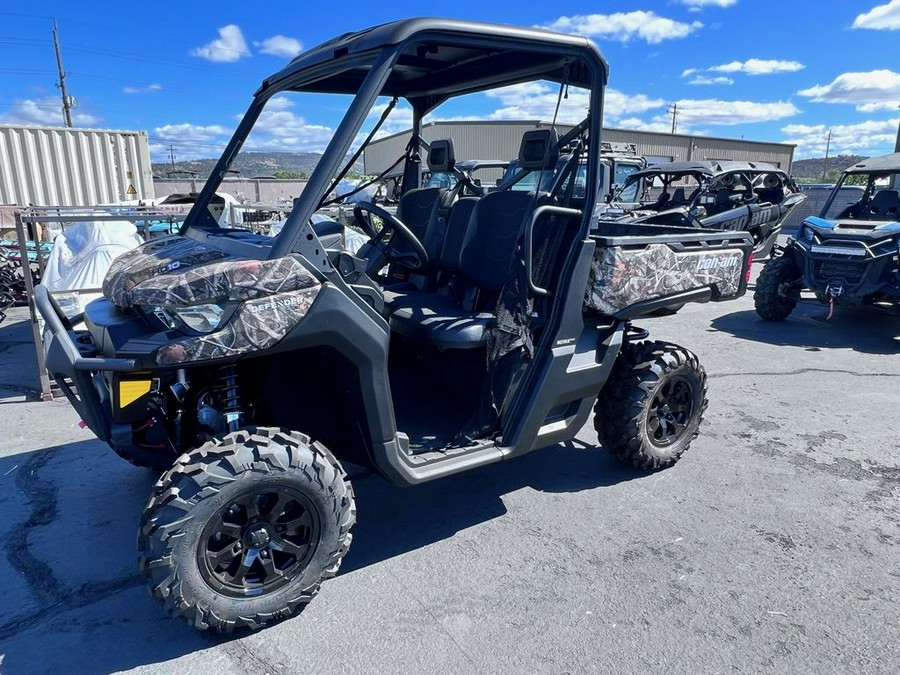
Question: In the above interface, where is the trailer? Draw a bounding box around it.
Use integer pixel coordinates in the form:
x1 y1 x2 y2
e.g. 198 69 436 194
0 124 154 208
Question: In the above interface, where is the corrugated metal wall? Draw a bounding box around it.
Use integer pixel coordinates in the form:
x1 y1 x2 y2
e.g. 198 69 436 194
0 124 155 206
366 122 795 174
365 120 576 174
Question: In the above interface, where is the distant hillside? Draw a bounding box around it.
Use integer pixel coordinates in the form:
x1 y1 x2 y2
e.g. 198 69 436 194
152 151 331 180
791 155 867 183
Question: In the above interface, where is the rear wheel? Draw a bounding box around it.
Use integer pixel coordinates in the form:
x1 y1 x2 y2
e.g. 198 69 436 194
138 427 355 632
754 256 801 321
594 341 708 470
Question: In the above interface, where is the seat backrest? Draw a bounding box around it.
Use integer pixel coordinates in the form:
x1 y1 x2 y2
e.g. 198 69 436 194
867 189 900 219
459 191 534 292
457 129 558 294
395 187 443 259
439 197 478 274
392 139 458 265
670 187 686 205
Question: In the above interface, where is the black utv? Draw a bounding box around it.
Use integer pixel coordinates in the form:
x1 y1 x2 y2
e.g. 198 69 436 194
36 19 752 632
755 153 900 320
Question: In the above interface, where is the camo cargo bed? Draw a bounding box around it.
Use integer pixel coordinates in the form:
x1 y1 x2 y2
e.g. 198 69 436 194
585 222 754 317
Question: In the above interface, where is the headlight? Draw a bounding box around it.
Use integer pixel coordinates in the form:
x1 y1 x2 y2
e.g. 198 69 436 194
799 225 815 242
173 303 225 333
153 304 225 334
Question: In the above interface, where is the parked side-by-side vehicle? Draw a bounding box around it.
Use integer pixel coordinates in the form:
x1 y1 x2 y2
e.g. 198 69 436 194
36 19 753 631
755 153 900 320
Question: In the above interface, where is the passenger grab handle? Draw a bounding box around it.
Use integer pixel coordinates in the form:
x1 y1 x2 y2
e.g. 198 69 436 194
524 205 583 297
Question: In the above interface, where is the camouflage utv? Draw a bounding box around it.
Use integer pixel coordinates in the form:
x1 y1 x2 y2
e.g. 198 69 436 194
36 19 752 632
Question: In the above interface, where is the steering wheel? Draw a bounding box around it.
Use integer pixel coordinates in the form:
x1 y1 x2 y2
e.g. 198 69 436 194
352 201 429 272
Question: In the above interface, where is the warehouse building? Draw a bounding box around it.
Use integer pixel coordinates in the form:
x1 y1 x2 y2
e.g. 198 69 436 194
364 120 796 175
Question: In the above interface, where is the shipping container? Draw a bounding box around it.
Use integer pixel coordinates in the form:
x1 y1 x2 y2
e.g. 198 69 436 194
0 124 154 206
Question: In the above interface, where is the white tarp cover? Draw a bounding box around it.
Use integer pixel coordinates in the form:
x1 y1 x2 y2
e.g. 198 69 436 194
42 221 143 316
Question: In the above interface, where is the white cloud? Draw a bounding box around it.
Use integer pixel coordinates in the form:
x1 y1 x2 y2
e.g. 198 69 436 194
367 102 414 134
190 25 251 63
781 119 900 158
605 89 666 118
545 11 703 44
484 82 590 122
614 117 674 133
675 99 800 126
688 75 734 86
244 97 334 152
254 35 303 58
0 96 101 127
153 123 231 142
852 0 900 30
678 0 737 8
710 58 804 75
123 84 162 95
480 83 663 125
798 70 900 112
858 101 900 112
682 68 699 78
616 98 800 134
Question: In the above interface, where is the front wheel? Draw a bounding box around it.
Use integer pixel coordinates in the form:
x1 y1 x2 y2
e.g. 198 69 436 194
594 341 708 470
138 427 355 632
754 256 801 321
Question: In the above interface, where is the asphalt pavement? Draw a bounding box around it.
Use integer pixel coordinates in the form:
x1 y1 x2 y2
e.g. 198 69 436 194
0 268 898 675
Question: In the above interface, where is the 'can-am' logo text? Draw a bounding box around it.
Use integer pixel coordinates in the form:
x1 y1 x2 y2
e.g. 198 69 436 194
696 255 740 272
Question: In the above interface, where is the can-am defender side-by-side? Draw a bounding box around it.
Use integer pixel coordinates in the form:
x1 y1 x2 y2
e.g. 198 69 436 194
597 160 805 259
36 19 753 632
755 153 900 321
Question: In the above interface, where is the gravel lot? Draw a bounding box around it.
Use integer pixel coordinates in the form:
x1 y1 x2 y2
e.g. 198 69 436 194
1 269 898 675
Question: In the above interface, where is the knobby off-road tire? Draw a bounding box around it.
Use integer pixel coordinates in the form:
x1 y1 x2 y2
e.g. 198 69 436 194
138 427 355 632
754 256 801 321
594 341 708 470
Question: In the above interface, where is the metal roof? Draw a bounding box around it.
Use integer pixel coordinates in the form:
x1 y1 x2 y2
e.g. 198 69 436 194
632 159 785 179
844 152 900 173
261 17 607 109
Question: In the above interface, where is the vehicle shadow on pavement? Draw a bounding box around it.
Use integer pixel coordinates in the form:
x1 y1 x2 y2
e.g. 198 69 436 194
710 301 900 355
343 440 645 573
0 437 644 673
0 442 217 674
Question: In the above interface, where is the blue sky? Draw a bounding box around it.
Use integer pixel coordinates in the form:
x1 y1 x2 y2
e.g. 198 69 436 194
1 0 899 163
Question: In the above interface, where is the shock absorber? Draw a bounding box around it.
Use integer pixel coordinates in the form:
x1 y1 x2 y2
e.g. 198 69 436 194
218 364 244 431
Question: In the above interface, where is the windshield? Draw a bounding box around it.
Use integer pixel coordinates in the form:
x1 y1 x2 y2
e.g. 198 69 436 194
614 163 642 202
425 172 458 189
176 19 607 258
822 170 900 220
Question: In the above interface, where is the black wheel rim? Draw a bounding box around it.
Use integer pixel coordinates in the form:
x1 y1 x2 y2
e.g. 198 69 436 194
647 376 694 448
198 487 321 598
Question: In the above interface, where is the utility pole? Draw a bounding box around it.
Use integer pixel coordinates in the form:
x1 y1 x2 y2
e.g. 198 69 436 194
821 129 832 182
168 145 176 173
667 102 679 134
52 19 73 127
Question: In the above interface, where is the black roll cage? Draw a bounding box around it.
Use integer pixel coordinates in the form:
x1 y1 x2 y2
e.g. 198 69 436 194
176 19 608 262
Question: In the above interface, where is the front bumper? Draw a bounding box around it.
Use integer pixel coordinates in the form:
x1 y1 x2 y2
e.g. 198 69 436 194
792 242 900 305
34 285 137 444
